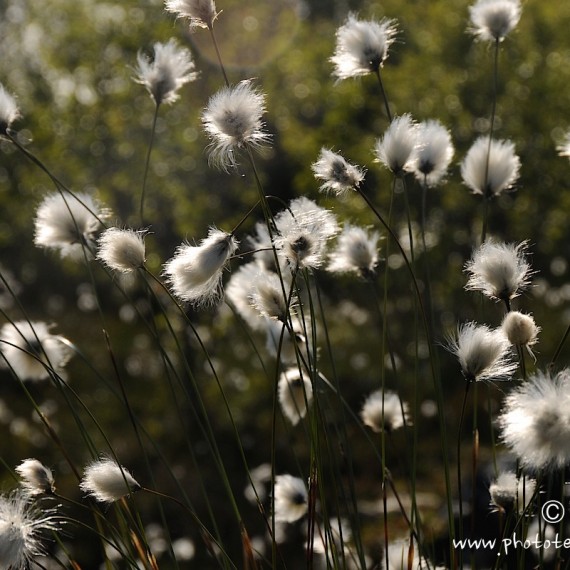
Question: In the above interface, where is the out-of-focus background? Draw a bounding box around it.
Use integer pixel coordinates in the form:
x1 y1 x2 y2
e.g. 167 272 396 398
1 0 569 567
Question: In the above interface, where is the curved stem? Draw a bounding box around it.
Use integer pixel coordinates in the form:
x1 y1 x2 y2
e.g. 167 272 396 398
208 25 230 86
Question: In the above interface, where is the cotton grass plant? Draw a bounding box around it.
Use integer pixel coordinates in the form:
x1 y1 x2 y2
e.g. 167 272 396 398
0 0 569 568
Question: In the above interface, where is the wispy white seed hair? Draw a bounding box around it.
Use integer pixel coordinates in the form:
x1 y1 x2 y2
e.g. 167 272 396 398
278 368 313 425
80 457 140 503
202 80 270 171
163 228 237 306
465 240 532 302
414 120 455 186
97 228 146 273
0 490 61 569
273 474 308 523
461 136 521 197
360 390 411 434
164 0 218 29
34 192 109 259
374 114 419 174
311 148 366 197
489 471 536 514
328 224 381 278
469 0 521 43
310 517 353 556
274 197 339 271
248 221 276 270
15 459 55 496
447 322 517 383
0 321 73 382
250 269 290 322
0 83 20 135
135 39 197 106
499 369 570 471
266 317 312 365
502 311 539 349
330 13 398 80
225 262 267 331
557 131 570 159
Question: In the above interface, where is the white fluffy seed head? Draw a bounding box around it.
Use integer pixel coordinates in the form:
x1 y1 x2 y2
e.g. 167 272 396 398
0 321 73 382
273 197 339 271
489 471 536 514
135 39 197 106
0 490 61 569
360 390 411 434
469 0 521 43
278 368 313 425
311 148 366 196
97 228 146 273
465 239 532 302
328 224 381 278
330 13 398 80
461 136 521 197
80 457 140 504
448 322 517 383
0 83 20 135
34 192 109 259
15 459 56 496
502 311 539 347
202 80 270 171
374 114 419 174
413 120 455 186
273 474 308 523
499 369 570 471
164 0 218 29
250 269 289 322
163 228 238 306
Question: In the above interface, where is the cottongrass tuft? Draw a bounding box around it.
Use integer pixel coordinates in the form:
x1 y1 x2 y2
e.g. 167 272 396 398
328 224 381 278
273 474 308 523
447 322 517 383
464 239 532 303
0 321 73 382
413 119 455 186
80 457 140 504
374 114 419 174
202 80 270 171
499 369 570 471
360 390 411 434
34 192 109 259
163 228 238 306
278 368 313 425
311 148 366 197
501 311 539 352
489 471 536 514
97 227 147 273
0 489 61 569
273 197 339 271
164 0 218 29
15 459 56 496
330 13 398 80
461 136 521 197
469 0 522 43
135 39 197 106
0 83 20 135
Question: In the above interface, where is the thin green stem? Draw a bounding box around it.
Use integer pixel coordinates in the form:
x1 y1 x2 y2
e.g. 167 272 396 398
140 103 160 225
